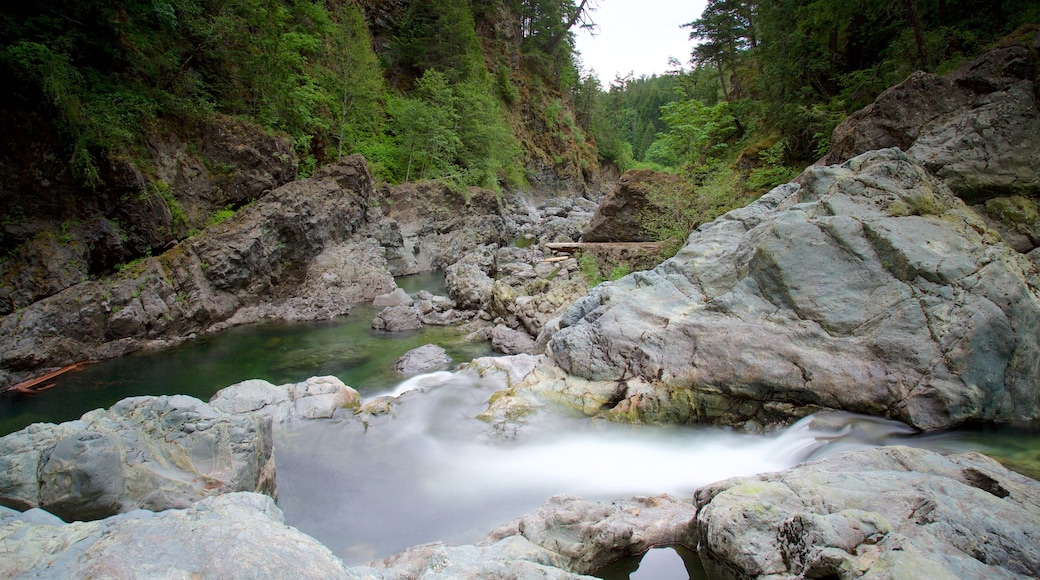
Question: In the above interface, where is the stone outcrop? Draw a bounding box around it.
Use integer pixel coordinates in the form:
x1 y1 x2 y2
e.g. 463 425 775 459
0 395 275 521
209 376 361 423
581 169 682 242
695 446 1040 579
822 36 1040 256
0 115 298 316
0 493 353 579
542 149 1040 431
0 156 394 390
374 182 510 275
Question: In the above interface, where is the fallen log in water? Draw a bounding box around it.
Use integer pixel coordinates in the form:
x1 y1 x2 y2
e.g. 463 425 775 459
4 361 95 395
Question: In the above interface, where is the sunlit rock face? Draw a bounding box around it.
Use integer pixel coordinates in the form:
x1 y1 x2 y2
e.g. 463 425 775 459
547 149 1040 431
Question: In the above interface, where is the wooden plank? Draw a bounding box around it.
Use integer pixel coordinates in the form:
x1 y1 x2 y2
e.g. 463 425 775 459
4 361 95 395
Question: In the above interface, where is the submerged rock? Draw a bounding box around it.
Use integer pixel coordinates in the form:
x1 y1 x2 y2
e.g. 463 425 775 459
0 395 275 521
544 149 1040 430
695 446 1040 579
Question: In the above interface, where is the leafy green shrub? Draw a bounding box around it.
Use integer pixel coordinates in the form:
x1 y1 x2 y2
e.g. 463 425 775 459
206 206 237 227
496 65 520 105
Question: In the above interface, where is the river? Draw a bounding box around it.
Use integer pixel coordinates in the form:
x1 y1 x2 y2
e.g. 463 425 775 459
1 272 1037 578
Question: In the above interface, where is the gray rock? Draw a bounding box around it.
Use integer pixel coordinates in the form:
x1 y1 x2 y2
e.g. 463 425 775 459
371 304 422 332
582 169 683 242
210 376 361 422
1 156 394 390
0 395 275 520
695 446 1040 579
492 324 538 355
486 494 698 575
545 149 1040 430
824 40 1040 202
394 344 452 375
0 493 354 579
373 287 412 308
445 261 494 311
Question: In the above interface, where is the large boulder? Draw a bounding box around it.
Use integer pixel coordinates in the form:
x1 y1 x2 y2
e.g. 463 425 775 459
695 446 1040 579
0 395 275 521
544 149 1040 431
394 344 452 375
445 260 495 311
371 304 422 332
491 324 538 355
209 376 361 422
0 493 352 579
0 156 394 389
823 37 1040 204
581 170 682 242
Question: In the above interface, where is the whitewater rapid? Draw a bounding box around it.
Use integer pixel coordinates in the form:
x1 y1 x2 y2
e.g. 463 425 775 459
273 370 955 564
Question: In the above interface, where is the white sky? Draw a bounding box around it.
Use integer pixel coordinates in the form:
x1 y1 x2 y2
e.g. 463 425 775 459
574 0 709 86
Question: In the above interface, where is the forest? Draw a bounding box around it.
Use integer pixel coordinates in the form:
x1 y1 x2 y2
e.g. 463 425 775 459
1 0 1038 245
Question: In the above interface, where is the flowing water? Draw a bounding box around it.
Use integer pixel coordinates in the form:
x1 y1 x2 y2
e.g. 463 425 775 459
2 272 1038 578
273 370 967 566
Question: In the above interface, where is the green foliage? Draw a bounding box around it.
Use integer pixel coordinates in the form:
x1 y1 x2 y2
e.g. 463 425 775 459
746 141 799 191
386 69 521 189
639 169 753 245
205 205 237 227
496 65 520 105
0 0 389 186
153 180 189 232
655 99 741 172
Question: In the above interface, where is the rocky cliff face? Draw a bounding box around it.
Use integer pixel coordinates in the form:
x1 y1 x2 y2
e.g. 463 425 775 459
823 37 1040 260
0 115 298 317
0 156 392 390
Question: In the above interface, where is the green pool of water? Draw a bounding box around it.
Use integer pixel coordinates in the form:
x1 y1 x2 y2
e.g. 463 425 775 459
0 297 491 437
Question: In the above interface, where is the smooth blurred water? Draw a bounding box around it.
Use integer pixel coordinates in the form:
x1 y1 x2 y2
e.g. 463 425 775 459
272 370 982 567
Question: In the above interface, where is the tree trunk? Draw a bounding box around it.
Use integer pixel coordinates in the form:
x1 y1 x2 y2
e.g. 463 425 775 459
716 59 729 101
542 0 591 53
903 0 930 71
